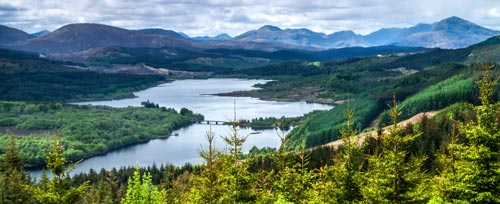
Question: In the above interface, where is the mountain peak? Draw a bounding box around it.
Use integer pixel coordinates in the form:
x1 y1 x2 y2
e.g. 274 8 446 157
31 30 50 37
214 33 232 39
434 16 475 28
259 25 282 31
440 16 468 23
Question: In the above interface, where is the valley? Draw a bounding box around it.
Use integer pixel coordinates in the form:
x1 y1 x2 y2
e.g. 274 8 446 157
1 10 500 203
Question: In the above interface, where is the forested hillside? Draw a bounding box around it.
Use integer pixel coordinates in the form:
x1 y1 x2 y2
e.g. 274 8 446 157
0 49 166 102
1 64 499 203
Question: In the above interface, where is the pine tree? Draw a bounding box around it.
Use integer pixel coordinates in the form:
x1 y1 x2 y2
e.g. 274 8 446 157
446 63 500 203
121 165 166 204
361 96 427 203
0 135 35 204
311 100 363 203
30 135 88 204
429 123 470 204
218 101 255 203
188 127 223 203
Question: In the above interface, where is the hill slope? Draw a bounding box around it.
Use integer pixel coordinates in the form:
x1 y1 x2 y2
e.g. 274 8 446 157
12 23 196 54
0 25 33 45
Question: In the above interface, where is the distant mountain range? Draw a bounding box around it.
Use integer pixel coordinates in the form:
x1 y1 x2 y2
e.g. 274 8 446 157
0 16 498 54
30 30 50 37
192 34 232 41
233 16 500 49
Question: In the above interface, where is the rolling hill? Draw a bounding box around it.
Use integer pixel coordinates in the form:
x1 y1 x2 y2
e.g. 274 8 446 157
0 25 33 46
10 23 197 54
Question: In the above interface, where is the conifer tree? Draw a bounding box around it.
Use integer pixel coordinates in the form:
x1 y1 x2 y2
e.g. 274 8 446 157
0 135 34 204
30 135 88 204
188 127 223 203
273 138 316 204
312 100 364 203
122 165 166 204
445 63 500 203
361 96 427 203
429 123 469 204
218 101 255 203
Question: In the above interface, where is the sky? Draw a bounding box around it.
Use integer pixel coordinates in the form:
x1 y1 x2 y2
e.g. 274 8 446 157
1 0 500 37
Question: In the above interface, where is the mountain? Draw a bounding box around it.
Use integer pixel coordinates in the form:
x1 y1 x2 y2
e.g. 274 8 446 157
192 34 232 41
397 16 500 48
138 28 189 39
11 23 196 54
4 16 498 55
232 17 499 49
0 25 33 45
234 25 333 48
31 30 50 37
364 23 432 45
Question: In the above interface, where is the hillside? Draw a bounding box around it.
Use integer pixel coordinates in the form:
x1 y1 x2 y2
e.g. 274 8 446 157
0 48 165 102
0 25 33 45
232 16 499 49
11 23 197 54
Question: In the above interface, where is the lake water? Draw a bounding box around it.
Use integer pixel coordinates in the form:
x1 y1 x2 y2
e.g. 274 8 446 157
30 78 332 178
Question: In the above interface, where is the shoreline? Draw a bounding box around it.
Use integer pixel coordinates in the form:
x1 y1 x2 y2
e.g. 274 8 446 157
23 132 176 170
21 77 329 170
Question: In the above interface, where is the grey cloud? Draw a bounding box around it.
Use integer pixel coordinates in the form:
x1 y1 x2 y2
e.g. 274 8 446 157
0 0 499 36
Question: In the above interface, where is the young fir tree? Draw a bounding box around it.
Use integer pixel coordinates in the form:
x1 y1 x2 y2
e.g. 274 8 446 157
311 100 364 203
273 138 316 204
218 101 255 203
188 127 223 203
361 96 427 204
444 63 500 203
30 135 88 204
82 179 114 204
428 122 470 204
0 135 35 204
253 123 289 203
121 165 166 204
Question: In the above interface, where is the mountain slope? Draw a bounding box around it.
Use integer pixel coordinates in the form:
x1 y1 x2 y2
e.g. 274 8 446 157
232 17 499 49
30 30 50 37
192 34 232 41
138 28 189 39
398 16 500 48
234 25 334 48
12 23 196 54
0 25 33 45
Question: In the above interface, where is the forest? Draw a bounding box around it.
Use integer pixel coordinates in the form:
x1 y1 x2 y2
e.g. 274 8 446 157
0 101 202 166
0 63 499 203
1 29 500 204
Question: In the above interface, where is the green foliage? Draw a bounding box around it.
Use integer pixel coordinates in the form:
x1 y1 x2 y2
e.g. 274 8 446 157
0 71 164 102
437 63 500 203
0 135 35 204
0 101 199 166
122 165 166 204
361 98 427 203
379 75 477 126
311 101 364 203
29 137 89 204
288 98 379 148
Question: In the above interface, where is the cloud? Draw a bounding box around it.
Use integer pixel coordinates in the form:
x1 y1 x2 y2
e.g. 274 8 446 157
489 8 500 18
0 0 499 36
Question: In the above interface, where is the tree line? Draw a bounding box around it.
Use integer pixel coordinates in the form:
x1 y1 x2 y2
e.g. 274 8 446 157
1 63 500 203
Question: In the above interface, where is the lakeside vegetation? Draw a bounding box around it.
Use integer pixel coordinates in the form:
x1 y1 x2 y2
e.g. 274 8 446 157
0 101 202 166
1 65 499 203
1 29 500 203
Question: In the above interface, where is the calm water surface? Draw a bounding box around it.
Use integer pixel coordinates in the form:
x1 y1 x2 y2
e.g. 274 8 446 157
30 78 332 177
